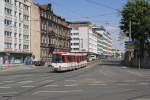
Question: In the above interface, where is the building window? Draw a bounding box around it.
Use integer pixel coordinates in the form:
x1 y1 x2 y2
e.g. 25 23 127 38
73 48 79 50
4 42 12 49
19 23 21 27
23 15 29 21
73 38 79 40
73 33 79 35
23 24 29 29
19 13 22 20
15 11 17 16
4 31 12 37
19 2 22 8
14 0 17 6
14 33 17 37
5 0 11 3
14 43 17 49
24 0 27 3
74 43 79 45
19 34 21 38
24 5 28 10
5 8 12 15
4 19 12 26
23 35 29 39
23 45 29 49
14 22 17 27
19 44 21 49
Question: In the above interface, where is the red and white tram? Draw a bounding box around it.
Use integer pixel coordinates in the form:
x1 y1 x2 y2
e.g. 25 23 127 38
49 52 87 71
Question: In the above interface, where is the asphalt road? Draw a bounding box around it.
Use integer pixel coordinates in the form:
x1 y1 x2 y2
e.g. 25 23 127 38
0 62 150 100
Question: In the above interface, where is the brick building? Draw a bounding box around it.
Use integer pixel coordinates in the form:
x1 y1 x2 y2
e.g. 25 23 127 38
31 3 70 64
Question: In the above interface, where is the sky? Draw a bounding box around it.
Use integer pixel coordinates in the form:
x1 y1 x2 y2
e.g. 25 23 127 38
34 0 128 52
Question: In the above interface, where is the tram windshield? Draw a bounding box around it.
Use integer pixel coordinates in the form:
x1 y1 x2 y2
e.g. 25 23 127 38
52 54 65 63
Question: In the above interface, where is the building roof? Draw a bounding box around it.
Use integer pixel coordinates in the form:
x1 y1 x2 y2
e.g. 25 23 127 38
68 21 91 25
34 3 66 21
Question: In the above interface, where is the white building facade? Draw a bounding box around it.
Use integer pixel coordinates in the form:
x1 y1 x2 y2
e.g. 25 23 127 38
0 0 32 64
69 22 98 54
93 26 112 56
69 22 112 57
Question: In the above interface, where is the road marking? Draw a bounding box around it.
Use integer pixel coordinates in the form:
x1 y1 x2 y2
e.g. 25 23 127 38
117 83 128 86
0 86 11 89
121 67 128 69
88 83 107 86
33 90 82 95
64 84 78 87
18 81 34 84
44 85 58 87
138 82 149 85
3 81 14 83
125 80 137 82
0 92 18 94
65 80 76 82
92 81 104 84
21 86 35 88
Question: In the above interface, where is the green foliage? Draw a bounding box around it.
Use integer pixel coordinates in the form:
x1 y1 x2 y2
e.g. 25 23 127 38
120 0 150 39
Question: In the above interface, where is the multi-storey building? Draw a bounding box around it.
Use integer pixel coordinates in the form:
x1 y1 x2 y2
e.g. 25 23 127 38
0 0 32 64
69 22 112 57
93 25 112 56
69 21 98 54
31 3 70 64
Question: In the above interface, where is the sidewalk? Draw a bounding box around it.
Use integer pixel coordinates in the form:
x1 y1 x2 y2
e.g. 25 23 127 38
0 64 40 72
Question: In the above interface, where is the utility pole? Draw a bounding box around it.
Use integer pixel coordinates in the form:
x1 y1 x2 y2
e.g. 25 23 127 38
129 20 132 40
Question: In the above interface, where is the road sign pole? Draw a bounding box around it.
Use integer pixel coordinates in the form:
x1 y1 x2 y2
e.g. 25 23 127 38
138 56 141 70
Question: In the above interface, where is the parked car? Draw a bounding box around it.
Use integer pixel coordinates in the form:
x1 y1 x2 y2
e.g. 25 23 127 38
33 59 45 66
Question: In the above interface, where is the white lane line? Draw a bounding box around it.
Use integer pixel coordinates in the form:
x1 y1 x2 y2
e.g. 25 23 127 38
21 86 35 88
64 84 78 87
44 85 58 87
117 83 128 86
65 80 76 82
138 82 149 85
33 90 82 95
0 92 18 94
125 80 137 83
121 67 128 69
88 83 107 86
3 81 14 83
18 81 34 84
0 86 11 89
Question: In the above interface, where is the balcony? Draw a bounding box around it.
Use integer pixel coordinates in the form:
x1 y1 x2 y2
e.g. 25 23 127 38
49 32 56 38
4 37 12 43
41 43 48 47
5 3 13 9
48 44 55 48
23 10 29 15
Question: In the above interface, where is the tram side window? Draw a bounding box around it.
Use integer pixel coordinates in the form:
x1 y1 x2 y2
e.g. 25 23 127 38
68 56 72 62
52 54 65 63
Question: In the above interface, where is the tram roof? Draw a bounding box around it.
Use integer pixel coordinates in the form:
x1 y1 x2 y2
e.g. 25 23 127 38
53 52 87 56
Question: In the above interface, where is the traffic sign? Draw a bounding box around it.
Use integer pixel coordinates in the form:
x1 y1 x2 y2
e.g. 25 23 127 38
125 45 137 49
125 41 135 45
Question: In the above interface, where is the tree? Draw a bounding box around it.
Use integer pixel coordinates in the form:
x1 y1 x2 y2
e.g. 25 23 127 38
120 0 150 40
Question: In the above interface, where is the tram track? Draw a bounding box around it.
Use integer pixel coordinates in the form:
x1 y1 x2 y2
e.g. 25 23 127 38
1 62 98 100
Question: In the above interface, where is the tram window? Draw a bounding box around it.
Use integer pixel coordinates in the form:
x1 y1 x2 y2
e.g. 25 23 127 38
52 54 65 63
68 56 72 62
